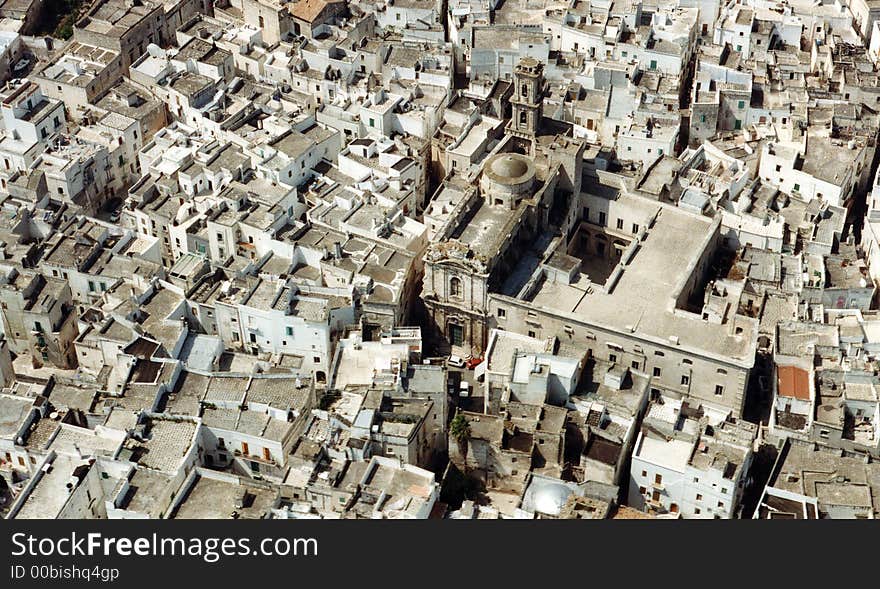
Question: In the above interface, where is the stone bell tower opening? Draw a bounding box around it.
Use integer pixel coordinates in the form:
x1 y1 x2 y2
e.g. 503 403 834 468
509 56 544 145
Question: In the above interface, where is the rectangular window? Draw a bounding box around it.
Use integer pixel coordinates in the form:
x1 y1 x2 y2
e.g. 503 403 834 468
497 308 506 318
653 367 661 377
681 375 690 386
286 326 293 336
715 385 724 396
449 324 464 346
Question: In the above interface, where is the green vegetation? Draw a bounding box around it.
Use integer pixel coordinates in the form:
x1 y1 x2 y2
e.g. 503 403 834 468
450 413 471 444
450 413 471 465
34 0 88 40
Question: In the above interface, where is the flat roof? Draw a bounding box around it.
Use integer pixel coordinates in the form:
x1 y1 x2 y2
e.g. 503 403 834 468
520 201 755 364
172 474 276 519
635 433 694 473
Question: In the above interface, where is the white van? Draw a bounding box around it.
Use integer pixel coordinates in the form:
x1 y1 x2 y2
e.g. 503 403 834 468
448 355 466 368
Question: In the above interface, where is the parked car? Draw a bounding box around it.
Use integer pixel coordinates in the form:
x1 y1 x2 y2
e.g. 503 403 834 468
109 209 121 223
459 380 471 398
465 356 483 370
447 355 465 368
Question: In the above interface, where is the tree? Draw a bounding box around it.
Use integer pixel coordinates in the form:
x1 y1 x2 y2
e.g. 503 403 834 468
450 413 471 466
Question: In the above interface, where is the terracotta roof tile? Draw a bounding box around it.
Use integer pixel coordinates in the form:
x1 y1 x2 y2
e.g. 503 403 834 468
777 365 811 400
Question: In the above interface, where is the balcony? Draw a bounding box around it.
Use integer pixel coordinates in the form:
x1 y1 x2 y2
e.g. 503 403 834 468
646 498 664 511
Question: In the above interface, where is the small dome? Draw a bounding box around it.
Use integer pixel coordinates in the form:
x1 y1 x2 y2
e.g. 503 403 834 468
532 482 572 516
492 155 529 179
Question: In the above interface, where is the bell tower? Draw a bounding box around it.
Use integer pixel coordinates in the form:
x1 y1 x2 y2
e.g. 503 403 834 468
509 57 544 143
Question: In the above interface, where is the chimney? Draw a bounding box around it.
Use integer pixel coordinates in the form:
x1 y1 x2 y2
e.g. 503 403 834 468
333 241 343 260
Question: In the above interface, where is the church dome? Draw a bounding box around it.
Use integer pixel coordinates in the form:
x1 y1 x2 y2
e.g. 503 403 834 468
492 155 529 179
483 152 535 186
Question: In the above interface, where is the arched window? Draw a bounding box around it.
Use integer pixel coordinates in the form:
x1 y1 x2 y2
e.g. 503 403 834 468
449 277 462 297
521 83 529 97
519 111 527 125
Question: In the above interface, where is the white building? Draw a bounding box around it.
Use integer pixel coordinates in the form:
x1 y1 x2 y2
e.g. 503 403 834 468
629 396 757 518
